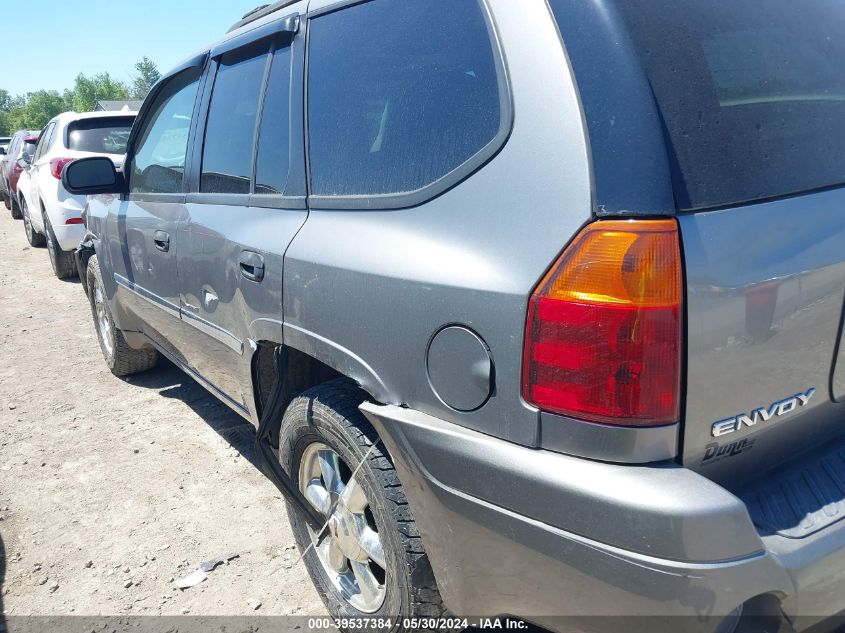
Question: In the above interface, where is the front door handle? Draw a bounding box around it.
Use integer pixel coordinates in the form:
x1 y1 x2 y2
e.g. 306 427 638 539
239 250 265 282
153 230 170 252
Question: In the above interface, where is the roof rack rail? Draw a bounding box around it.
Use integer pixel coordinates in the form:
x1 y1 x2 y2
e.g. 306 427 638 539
228 0 300 33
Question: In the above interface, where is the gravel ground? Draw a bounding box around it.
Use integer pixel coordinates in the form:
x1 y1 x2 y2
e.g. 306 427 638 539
0 207 325 623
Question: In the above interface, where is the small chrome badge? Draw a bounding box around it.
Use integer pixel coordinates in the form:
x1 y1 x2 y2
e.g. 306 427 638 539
711 387 816 438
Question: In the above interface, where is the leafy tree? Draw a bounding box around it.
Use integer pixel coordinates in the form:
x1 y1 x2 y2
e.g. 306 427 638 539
132 57 161 100
2 90 68 130
71 72 130 112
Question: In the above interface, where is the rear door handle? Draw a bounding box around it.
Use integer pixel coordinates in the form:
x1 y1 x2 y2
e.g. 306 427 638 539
153 230 170 252
239 250 265 282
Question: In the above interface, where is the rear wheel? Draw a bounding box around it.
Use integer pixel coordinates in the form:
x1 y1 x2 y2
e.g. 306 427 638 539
44 214 77 279
279 381 446 631
87 255 158 376
3 190 10 211
21 198 44 247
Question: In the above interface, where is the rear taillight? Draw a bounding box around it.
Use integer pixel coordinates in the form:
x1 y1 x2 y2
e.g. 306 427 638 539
522 219 682 427
50 158 74 180
65 218 83 225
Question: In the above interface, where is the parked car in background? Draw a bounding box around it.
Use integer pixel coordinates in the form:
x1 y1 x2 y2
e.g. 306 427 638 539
1 130 39 219
0 135 12 205
62 0 845 631
22 111 134 279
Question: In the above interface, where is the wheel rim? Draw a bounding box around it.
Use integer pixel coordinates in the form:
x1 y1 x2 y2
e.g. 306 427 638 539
298 442 387 613
94 282 114 358
22 202 33 241
46 221 57 267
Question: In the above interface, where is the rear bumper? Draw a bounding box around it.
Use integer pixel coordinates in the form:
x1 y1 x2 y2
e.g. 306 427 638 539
360 403 845 633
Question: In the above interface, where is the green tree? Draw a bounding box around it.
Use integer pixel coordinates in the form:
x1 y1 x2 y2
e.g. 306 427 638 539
13 91 67 129
131 57 161 100
70 72 130 112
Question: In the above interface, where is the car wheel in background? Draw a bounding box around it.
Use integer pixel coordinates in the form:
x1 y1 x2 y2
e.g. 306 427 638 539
279 380 446 630
44 214 77 279
86 255 158 376
10 195 22 220
21 199 45 247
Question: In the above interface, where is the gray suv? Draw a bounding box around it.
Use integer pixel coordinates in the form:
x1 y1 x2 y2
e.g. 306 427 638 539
63 0 845 631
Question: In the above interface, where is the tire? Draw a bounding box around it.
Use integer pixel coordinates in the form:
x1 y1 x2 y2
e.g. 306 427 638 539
21 198 45 247
3 190 10 211
87 255 158 376
10 194 22 220
279 380 446 631
44 213 77 279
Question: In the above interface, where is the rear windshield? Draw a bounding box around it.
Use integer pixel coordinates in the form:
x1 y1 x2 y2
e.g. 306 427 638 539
22 141 37 157
551 0 845 211
66 117 134 154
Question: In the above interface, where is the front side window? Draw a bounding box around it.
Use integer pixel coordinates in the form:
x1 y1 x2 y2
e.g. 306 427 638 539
200 47 268 194
130 69 201 195
307 0 502 199
67 117 134 154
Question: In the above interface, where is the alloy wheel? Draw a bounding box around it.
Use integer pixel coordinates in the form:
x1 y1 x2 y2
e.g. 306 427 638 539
298 442 387 613
93 281 114 359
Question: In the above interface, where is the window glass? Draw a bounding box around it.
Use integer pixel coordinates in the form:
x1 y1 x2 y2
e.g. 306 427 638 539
33 123 54 161
307 0 501 197
200 48 268 194
22 140 38 159
550 0 845 210
255 45 292 195
130 69 200 194
67 117 134 154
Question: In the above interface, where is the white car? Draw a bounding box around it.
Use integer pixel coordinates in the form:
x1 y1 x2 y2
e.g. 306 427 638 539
20 111 135 278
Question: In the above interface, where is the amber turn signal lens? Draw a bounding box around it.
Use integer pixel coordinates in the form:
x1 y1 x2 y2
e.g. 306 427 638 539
522 219 682 426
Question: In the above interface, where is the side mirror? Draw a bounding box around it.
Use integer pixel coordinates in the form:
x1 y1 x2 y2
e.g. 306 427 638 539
62 156 125 195
16 157 29 170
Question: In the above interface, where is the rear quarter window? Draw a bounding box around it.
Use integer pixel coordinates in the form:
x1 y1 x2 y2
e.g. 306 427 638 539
306 0 507 205
551 0 845 210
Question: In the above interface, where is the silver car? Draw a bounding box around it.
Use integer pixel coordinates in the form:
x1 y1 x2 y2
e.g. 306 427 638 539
63 0 845 631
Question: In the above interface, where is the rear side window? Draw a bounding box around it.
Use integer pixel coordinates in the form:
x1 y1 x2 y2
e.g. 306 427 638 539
254 46 292 195
307 0 503 201
67 118 134 154
551 0 845 210
130 69 201 195
200 48 268 194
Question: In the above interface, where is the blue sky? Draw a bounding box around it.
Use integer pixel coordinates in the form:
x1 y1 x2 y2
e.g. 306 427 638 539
4 1 258 96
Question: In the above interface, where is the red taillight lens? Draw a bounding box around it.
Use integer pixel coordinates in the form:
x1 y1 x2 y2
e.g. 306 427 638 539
65 218 83 225
50 158 75 180
522 219 682 427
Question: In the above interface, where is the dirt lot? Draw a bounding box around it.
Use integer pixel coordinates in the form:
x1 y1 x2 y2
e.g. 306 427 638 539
0 209 325 623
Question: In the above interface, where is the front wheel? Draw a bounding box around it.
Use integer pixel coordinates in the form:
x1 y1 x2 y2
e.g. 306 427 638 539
21 199 45 247
44 214 77 279
87 255 158 376
279 381 446 631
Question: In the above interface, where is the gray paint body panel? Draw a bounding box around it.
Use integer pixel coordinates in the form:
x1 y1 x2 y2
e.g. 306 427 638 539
285 0 591 447
680 189 845 487
362 402 845 625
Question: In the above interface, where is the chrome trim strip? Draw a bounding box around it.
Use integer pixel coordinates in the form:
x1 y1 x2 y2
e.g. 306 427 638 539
114 274 180 319
182 308 244 355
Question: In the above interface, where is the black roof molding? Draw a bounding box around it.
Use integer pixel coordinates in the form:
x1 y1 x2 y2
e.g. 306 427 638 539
228 0 300 33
